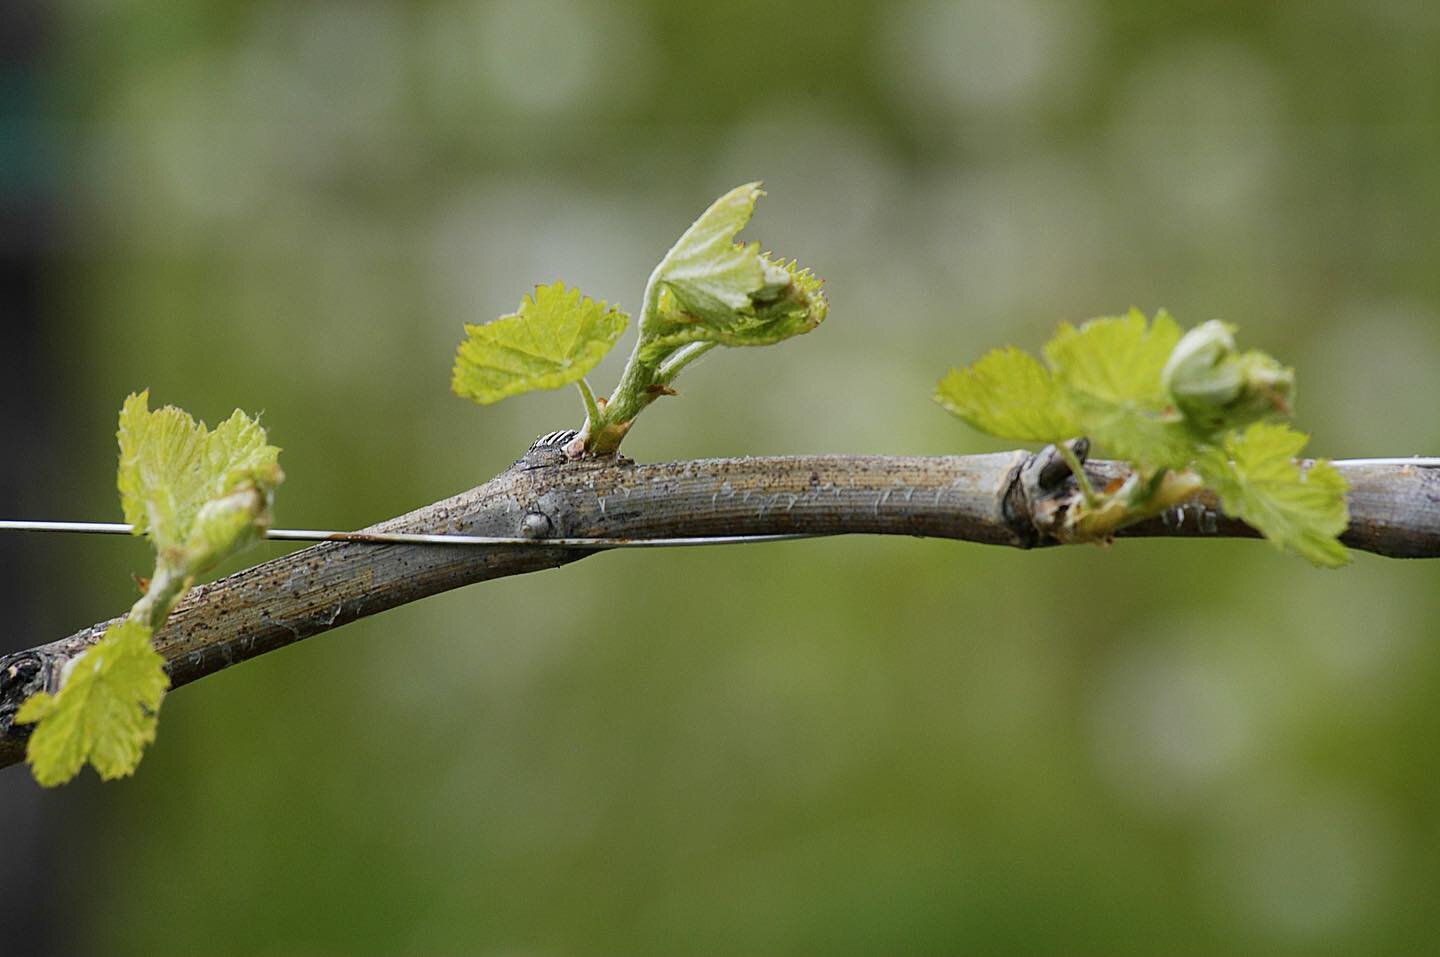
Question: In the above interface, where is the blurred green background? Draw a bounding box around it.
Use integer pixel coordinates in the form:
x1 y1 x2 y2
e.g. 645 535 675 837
3 0 1440 953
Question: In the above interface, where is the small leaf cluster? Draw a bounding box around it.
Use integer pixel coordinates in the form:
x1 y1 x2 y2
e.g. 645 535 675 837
936 311 1348 566
17 391 283 786
451 183 826 456
117 392 283 572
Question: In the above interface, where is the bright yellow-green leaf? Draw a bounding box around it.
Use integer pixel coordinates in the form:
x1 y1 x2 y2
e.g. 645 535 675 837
935 347 1079 442
118 391 283 554
452 281 629 405
639 186 826 362
1045 309 1182 405
1044 309 1192 465
1065 394 1194 467
15 620 169 787
1195 422 1350 567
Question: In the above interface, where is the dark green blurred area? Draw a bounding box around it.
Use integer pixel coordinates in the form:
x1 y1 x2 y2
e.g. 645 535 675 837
7 0 1440 953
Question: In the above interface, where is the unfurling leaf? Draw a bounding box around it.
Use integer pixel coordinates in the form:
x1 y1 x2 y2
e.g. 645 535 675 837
15 620 169 787
1195 422 1350 567
639 183 826 363
1161 320 1293 433
452 281 629 405
648 182 773 324
935 347 1078 442
118 391 283 557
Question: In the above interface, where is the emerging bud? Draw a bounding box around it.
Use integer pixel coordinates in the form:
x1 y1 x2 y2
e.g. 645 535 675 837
178 476 278 575
1162 320 1293 431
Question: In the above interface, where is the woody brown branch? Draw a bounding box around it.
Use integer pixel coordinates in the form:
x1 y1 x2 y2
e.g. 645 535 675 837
1 441 1436 772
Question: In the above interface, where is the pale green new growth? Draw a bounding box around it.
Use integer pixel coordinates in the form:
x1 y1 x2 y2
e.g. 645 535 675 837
451 184 825 456
935 310 1191 465
1162 320 1294 432
15 620 169 786
1043 310 1193 467
936 311 1349 565
119 391 283 554
646 182 775 327
1044 310 1181 408
642 256 827 361
21 392 284 786
935 346 1078 442
586 183 825 453
637 184 827 361
451 282 629 404
1196 422 1349 567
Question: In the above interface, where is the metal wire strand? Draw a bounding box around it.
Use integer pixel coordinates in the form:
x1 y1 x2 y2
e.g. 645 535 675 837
0 458 1433 549
0 520 819 549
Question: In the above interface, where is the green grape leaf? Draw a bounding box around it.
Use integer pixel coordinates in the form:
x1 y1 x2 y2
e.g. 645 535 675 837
1066 395 1194 467
1045 309 1182 405
15 619 169 787
935 346 1080 442
639 184 826 362
1195 421 1350 567
118 391 283 555
1044 309 1194 465
452 281 629 405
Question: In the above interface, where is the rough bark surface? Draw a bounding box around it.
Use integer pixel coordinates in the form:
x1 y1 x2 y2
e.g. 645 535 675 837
1 440 1436 771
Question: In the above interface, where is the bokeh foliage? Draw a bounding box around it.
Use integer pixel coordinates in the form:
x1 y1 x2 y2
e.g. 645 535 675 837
21 0 1440 953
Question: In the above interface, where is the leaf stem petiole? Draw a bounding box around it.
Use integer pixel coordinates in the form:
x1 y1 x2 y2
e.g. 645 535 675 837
575 378 602 432
128 561 190 631
1058 441 1100 506
656 341 717 384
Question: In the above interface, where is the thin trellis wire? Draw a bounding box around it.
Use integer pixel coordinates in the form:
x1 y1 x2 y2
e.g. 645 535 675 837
0 520 819 549
1 458 1434 549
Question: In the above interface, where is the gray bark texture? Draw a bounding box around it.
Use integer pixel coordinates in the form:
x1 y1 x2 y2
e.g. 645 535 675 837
2 437 1437 771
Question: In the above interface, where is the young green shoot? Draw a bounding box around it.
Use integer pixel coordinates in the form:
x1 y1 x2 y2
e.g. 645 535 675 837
451 183 827 456
16 391 283 785
936 311 1348 566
